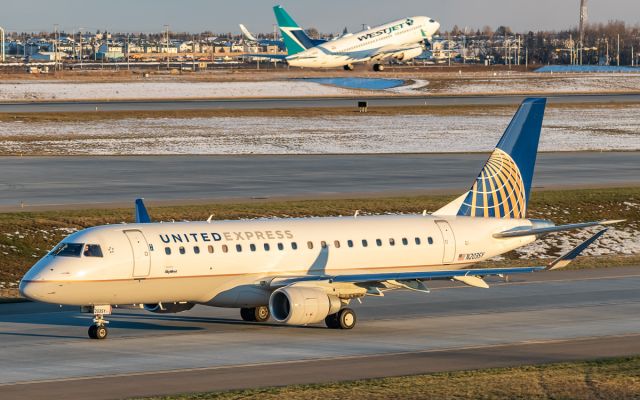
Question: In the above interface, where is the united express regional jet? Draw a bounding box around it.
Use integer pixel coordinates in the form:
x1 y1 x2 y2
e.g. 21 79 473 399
272 5 439 71
20 98 621 339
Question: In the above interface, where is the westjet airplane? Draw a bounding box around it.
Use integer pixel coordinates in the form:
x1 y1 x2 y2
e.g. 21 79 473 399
20 98 621 339
272 5 439 71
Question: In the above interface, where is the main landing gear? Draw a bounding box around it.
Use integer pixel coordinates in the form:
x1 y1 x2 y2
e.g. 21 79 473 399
325 308 356 329
240 306 270 322
343 64 355 71
372 63 384 72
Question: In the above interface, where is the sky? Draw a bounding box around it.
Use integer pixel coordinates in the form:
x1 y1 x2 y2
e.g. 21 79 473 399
2 0 639 34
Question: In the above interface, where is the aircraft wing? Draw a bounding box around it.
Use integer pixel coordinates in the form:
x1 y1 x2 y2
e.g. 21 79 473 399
268 228 607 291
270 266 545 291
369 43 424 61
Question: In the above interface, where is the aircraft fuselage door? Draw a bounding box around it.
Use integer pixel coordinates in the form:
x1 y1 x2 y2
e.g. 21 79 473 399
124 230 151 278
435 220 456 264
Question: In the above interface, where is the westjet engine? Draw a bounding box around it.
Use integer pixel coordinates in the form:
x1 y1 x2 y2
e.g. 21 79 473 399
392 47 423 61
144 302 195 314
269 286 342 325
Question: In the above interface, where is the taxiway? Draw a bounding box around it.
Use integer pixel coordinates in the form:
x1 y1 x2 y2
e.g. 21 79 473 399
0 266 639 399
1 93 640 113
0 152 638 210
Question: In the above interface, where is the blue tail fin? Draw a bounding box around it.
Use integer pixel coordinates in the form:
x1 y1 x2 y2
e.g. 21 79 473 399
135 198 151 223
273 5 316 55
434 98 546 218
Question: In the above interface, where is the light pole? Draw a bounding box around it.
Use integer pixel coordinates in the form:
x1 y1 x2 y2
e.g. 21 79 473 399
53 24 58 70
164 24 169 70
0 26 5 63
78 27 83 69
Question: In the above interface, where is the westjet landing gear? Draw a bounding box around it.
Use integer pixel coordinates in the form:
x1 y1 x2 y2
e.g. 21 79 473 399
372 63 385 72
343 64 355 71
325 308 356 329
240 306 270 322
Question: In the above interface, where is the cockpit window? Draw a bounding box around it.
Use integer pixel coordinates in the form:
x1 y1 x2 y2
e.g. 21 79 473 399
83 244 103 258
51 243 84 257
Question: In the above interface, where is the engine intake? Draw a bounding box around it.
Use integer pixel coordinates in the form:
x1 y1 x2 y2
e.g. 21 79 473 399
144 302 195 314
269 286 341 325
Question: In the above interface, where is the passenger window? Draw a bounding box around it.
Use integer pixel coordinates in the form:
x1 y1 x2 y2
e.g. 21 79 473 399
347 240 353 248
402 238 408 245
222 244 228 253
321 241 327 249
415 237 421 245
250 244 256 252
389 238 395 246
334 240 341 248
291 242 298 250
83 244 103 257
236 244 242 252
307 241 314 249
362 239 368 247
165 247 171 255
193 246 200 254
428 237 434 245
208 245 214 253
179 246 185 255
264 243 270 251
277 243 284 250
376 239 382 246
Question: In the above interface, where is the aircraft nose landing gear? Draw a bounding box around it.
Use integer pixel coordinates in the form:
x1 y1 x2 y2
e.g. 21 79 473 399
86 305 112 339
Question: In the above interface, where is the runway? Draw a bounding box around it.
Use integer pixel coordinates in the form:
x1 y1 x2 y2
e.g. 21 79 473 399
0 152 638 209
1 93 640 113
1 266 640 399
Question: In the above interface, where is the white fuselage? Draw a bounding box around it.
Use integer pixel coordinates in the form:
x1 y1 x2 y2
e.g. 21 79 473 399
287 16 439 68
20 214 535 307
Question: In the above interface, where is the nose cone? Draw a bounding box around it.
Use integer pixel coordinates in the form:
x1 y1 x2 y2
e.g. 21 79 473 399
19 279 40 301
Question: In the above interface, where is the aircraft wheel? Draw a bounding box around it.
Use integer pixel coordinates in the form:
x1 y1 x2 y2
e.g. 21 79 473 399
343 64 354 71
337 308 356 329
240 307 255 322
88 324 97 339
95 325 108 340
373 63 384 72
254 306 270 322
325 313 340 329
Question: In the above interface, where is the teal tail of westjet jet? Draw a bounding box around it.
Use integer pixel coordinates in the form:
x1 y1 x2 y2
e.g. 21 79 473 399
434 98 547 218
273 5 324 55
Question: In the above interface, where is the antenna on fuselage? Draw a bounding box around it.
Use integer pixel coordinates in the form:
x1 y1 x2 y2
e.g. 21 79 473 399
354 210 360 218
207 215 214 223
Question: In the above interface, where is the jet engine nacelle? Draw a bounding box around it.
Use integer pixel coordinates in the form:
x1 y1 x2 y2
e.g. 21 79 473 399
144 302 195 314
269 286 342 325
392 47 423 61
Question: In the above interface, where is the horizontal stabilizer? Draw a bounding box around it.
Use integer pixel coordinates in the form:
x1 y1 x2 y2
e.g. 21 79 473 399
135 198 151 224
547 229 608 270
493 220 624 238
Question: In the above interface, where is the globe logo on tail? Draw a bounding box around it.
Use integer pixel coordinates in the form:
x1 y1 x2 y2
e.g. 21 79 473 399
457 148 527 218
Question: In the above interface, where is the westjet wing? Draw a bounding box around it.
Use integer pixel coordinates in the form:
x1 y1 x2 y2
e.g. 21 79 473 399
370 43 424 61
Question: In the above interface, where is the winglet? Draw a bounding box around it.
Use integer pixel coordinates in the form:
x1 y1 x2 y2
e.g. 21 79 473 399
135 198 151 223
547 229 608 270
